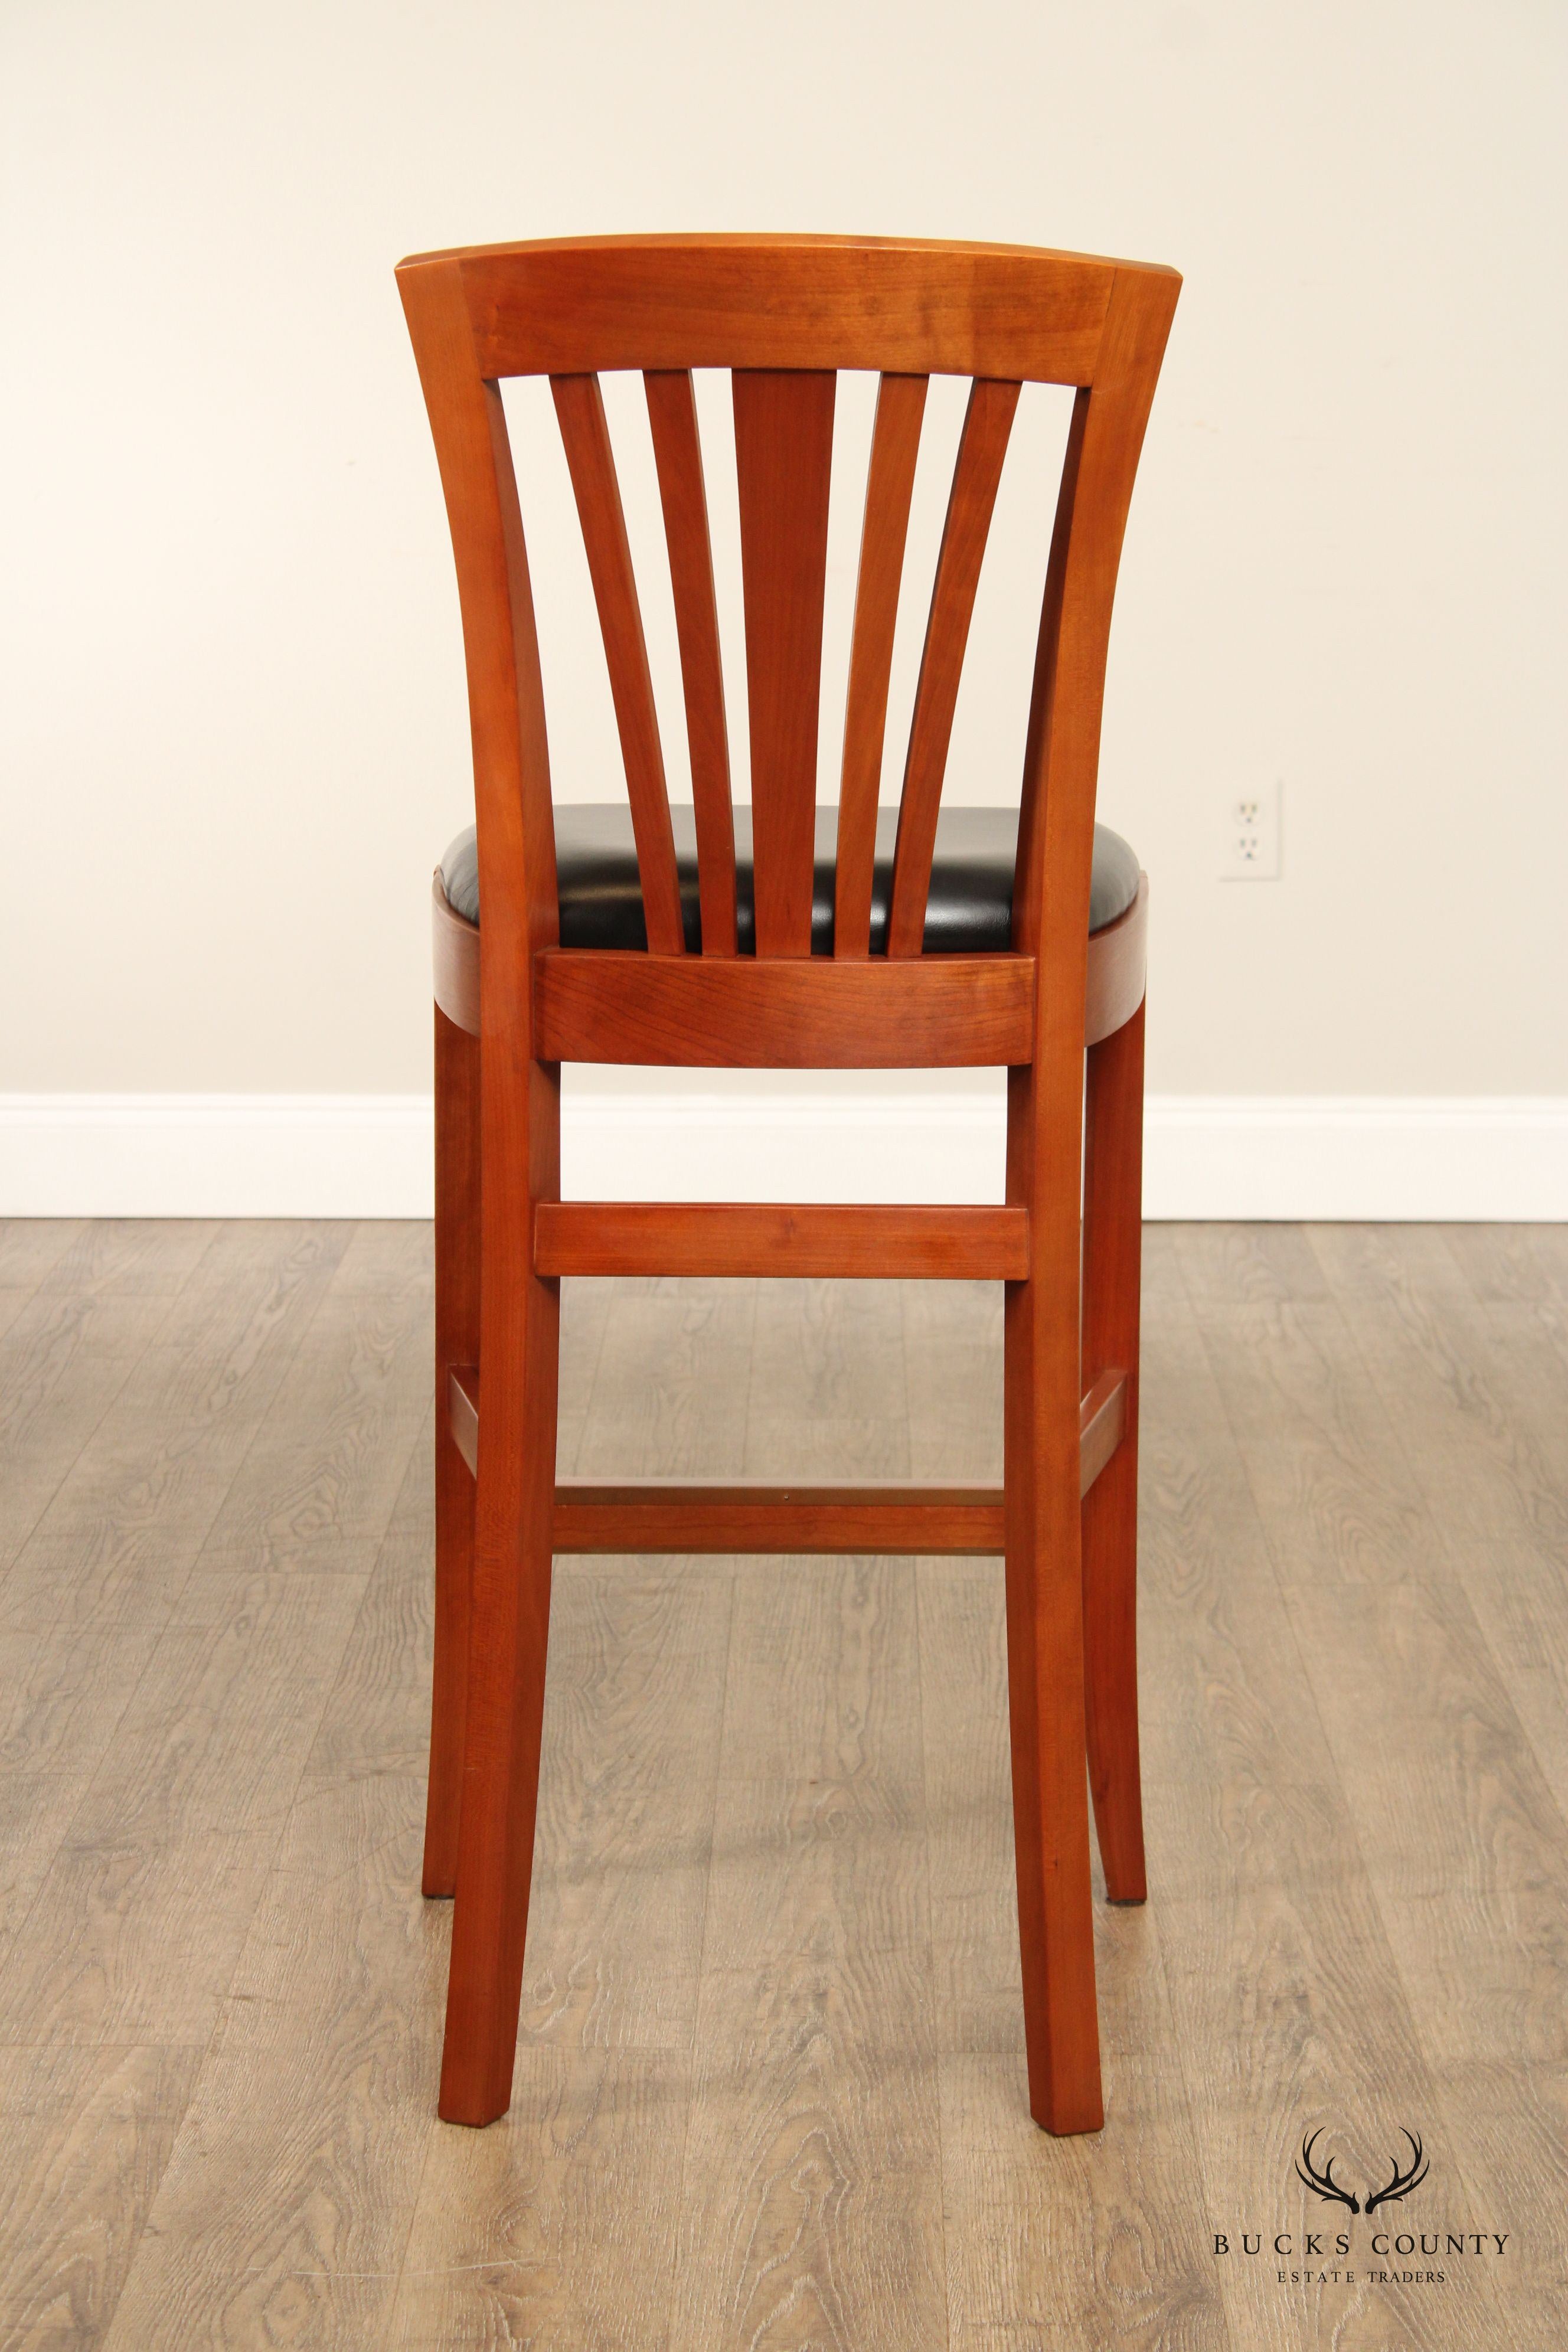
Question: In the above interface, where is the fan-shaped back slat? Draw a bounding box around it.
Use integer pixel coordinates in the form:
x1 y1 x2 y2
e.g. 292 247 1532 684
550 372 687 955
834 373 929 958
886 378 1021 958
731 370 836 958
644 370 738 956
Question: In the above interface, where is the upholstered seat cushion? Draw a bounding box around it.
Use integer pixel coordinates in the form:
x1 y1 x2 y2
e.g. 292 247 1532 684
439 803 1140 955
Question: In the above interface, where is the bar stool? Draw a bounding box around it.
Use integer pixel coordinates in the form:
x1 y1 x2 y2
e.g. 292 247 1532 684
398 233 1179 2131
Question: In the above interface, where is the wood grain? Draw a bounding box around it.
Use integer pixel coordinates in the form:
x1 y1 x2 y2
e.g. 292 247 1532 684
427 1010 479 1893
0 1621 160 1983
744 1273 911 1484
303 1404 436 1787
517 1568 731 2053
1081 999 1146 1900
551 1478 1007 1555
0 1222 351 1634
992 261 1177 2135
193 1219 432 1574
1 1563 367 2046
0 1220 83 1346
1134 1230 1367 1903
425 233 1132 383
0 1228 1565 2347
1285 1229 1568 2137
100 1772 442 2352
436 1042 561 2125
1084 877 1148 1044
887 377 1021 958
0 2042 201 2350
571 1278 756 1483
533 945 1036 1067
554 1275 613 1477
835 372 928 956
672 1558 946 2350
390 2047 690 2348
938 2050 1231 2351
732 367 836 956
451 1361 1117 1537
0 1220 84 1290
1311 1223 1568 1812
432 873 1145 1047
400 257 569 2122
916 1559 1020 2060
430 874 479 1034
0 1220 218 1576
903 1275 1002 1481
551 371 686 956
1157 1228 1524 2351
645 366 739 955
534 1200 1030 1280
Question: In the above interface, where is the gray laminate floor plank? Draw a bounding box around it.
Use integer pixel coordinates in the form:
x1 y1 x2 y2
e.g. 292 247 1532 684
0 1224 1560 2348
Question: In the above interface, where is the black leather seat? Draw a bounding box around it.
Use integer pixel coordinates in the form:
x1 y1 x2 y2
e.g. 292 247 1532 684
440 804 1140 954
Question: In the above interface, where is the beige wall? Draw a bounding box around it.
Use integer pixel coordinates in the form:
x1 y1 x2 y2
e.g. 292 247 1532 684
3 0 1563 1099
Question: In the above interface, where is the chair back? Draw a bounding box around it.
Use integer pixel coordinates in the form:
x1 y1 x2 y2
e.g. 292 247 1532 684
398 235 1177 1064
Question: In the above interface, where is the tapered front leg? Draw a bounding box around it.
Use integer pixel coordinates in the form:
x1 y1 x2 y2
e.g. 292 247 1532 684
1004 1064 1104 2136
438 1057 561 2128
1081 995 1146 1902
425 1006 482 1897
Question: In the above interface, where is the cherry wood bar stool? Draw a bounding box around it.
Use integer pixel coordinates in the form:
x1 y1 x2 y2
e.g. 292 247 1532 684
398 233 1179 2134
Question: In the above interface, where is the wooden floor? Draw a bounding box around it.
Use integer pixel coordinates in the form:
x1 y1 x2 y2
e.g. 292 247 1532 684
0 1220 1564 2349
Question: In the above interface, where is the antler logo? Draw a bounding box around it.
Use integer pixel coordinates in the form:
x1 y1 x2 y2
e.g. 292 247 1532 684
1295 2129 1429 2216
1295 2131 1360 2213
1365 2131 1428 2214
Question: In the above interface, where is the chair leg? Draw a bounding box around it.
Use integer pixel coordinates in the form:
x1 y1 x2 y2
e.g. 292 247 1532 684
1081 996 1147 1903
425 1005 481 1898
438 1059 561 2128
1003 1069 1104 2135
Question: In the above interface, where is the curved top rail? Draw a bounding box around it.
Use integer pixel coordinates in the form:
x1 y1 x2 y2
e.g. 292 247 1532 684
396 233 1176 387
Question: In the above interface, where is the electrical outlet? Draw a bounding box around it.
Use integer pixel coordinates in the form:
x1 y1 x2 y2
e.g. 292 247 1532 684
1221 782 1282 879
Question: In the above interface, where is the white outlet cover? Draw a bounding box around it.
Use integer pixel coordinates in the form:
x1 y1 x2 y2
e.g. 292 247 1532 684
1221 782 1282 880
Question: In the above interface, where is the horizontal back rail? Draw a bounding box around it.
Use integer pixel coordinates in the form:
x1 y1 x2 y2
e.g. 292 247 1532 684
431 236 1128 382
432 873 1146 1049
531 947 1035 1066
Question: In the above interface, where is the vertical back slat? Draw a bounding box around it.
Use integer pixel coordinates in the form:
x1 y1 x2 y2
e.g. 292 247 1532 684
886 377 1022 958
731 369 836 958
645 370 738 955
550 373 686 956
834 373 928 958
1011 387 1089 954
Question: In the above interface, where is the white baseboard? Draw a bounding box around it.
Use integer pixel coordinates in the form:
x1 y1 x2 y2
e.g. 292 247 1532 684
1 1090 1564 1221
0 1094 435 1220
1143 1095 1568 1220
